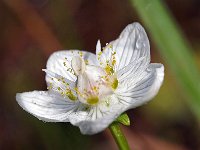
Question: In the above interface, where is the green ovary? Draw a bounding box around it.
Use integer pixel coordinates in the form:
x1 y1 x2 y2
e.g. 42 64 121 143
87 96 99 105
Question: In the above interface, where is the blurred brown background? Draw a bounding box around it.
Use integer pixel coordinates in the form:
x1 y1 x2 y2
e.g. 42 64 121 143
0 0 200 150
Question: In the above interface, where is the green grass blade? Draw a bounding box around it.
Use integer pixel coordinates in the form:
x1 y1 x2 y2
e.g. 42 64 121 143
130 0 200 117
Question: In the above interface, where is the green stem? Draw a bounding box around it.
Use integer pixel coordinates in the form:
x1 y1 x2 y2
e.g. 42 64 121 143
109 122 130 150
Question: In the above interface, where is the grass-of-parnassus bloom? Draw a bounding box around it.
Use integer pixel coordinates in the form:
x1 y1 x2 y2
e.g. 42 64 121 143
16 23 164 135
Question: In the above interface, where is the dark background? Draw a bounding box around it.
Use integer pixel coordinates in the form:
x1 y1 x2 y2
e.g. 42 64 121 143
0 0 200 149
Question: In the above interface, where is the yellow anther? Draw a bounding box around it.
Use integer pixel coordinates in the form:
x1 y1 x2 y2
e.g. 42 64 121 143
92 86 98 92
112 59 116 66
67 92 77 101
84 59 89 65
105 64 114 75
74 87 78 92
47 83 53 90
67 68 74 74
98 51 102 56
61 91 64 96
111 78 118 89
74 87 83 97
112 51 116 55
78 51 83 57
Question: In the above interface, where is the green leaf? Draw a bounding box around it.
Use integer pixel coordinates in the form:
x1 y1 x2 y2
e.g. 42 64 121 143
116 113 130 126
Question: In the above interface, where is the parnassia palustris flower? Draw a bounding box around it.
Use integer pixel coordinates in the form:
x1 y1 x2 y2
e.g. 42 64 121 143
16 23 164 135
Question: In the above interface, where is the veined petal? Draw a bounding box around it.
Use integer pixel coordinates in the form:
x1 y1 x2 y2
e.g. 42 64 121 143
16 91 79 122
100 23 150 71
69 95 124 134
116 56 146 82
16 92 125 135
46 50 98 81
115 63 164 109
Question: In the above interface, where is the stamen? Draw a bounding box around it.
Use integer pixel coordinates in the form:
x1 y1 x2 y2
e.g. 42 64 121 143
103 47 116 76
105 64 114 75
47 83 53 90
57 85 77 101
63 57 75 75
111 51 116 66
43 69 77 101
111 78 118 90
67 68 74 75
98 51 102 59
66 89 77 101
84 59 89 65
78 51 83 57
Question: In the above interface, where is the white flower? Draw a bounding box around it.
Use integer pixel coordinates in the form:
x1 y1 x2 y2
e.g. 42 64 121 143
16 23 164 135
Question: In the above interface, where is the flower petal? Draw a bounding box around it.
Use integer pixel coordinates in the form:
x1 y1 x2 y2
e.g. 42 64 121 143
16 91 79 122
100 23 150 71
116 63 164 109
46 50 98 81
69 95 124 134
116 56 147 82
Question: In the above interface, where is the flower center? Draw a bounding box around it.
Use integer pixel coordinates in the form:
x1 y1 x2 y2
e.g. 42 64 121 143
71 56 118 105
